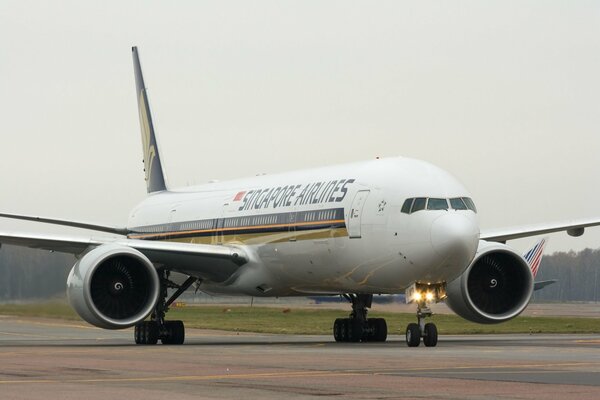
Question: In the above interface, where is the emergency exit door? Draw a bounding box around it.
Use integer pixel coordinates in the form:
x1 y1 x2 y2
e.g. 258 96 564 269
348 190 369 238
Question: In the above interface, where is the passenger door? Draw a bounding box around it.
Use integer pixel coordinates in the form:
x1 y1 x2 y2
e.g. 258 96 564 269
348 190 370 239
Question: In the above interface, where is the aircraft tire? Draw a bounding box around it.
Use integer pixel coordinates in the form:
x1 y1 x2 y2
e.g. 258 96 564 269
339 319 349 342
161 320 185 345
333 318 343 342
347 319 363 342
406 323 420 347
135 321 159 345
423 323 438 347
374 318 387 342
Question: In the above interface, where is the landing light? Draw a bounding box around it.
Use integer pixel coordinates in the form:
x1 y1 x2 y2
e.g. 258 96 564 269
406 282 447 305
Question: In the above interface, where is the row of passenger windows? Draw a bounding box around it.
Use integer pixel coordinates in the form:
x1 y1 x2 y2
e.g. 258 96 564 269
302 210 337 223
139 219 214 233
401 197 477 214
136 208 343 234
179 220 214 231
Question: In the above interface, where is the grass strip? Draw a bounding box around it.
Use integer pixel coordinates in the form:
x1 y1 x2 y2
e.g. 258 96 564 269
0 302 598 335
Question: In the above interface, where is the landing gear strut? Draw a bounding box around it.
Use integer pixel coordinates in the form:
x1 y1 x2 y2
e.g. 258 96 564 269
134 271 197 345
333 294 387 343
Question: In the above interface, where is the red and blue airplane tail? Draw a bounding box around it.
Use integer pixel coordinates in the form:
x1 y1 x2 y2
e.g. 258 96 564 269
523 237 547 278
523 238 557 291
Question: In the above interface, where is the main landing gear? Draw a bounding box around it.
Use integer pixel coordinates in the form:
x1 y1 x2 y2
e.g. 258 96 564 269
404 282 445 347
333 294 387 343
134 271 197 345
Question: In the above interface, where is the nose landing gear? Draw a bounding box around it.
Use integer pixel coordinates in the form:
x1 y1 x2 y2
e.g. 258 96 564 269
405 303 438 347
405 282 445 347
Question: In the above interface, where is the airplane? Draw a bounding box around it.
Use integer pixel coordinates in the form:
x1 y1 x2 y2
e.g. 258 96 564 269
1 47 598 347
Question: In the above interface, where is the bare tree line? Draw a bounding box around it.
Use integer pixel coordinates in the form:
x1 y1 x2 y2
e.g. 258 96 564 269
0 245 74 300
532 248 600 302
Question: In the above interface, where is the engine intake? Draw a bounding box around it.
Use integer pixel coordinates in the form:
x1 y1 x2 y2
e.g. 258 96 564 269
445 241 533 324
67 244 160 329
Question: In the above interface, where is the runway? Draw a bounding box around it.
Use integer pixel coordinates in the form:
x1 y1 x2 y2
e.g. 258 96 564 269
1 315 599 399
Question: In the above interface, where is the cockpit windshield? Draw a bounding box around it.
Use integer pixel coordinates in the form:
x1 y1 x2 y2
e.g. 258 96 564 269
427 198 448 210
401 197 477 214
449 198 468 210
411 197 427 212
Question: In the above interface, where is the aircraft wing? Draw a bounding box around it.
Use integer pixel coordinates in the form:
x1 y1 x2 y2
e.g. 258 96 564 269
0 231 102 254
0 230 248 282
480 218 600 243
0 212 129 235
118 239 247 282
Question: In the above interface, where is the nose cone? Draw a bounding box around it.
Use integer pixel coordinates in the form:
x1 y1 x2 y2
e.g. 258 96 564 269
430 213 479 274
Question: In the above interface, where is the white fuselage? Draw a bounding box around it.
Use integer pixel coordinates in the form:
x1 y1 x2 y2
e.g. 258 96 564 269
126 157 480 296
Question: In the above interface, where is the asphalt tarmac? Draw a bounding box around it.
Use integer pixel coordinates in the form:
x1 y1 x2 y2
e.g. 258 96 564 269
1 315 599 399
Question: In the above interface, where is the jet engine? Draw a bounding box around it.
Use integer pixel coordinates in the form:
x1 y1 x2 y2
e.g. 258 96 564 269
67 244 160 329
445 241 533 324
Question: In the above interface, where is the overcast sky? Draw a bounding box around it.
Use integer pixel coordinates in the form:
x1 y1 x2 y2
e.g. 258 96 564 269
1 1 599 254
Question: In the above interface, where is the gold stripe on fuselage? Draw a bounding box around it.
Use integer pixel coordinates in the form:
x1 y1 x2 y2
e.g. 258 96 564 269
128 219 347 241
170 227 349 245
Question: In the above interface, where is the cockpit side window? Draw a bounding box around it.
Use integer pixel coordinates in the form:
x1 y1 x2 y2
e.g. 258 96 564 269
411 197 427 212
462 197 477 212
450 197 468 210
427 198 448 210
401 198 414 214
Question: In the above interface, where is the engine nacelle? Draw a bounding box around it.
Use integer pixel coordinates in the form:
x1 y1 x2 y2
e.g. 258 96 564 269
445 241 533 324
67 244 160 329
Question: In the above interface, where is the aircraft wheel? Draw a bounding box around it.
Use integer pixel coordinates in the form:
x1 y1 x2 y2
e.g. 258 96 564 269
347 319 363 343
423 322 438 347
333 318 344 342
374 318 387 342
406 323 421 347
365 318 387 342
339 318 349 342
161 320 185 345
135 321 159 345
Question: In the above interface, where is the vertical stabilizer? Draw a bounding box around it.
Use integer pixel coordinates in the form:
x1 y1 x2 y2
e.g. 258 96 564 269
132 46 167 193
523 237 558 291
522 237 548 278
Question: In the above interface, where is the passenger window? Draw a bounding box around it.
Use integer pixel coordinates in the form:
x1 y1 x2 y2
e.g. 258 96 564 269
450 198 468 210
411 197 426 212
462 197 477 213
401 198 414 214
427 198 448 210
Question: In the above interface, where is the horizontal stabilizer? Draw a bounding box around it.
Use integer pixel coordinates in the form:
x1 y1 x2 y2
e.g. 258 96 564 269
534 279 558 291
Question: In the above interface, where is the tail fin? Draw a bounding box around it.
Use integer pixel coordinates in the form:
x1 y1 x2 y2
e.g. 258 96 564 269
523 238 558 291
132 46 167 193
522 237 548 278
